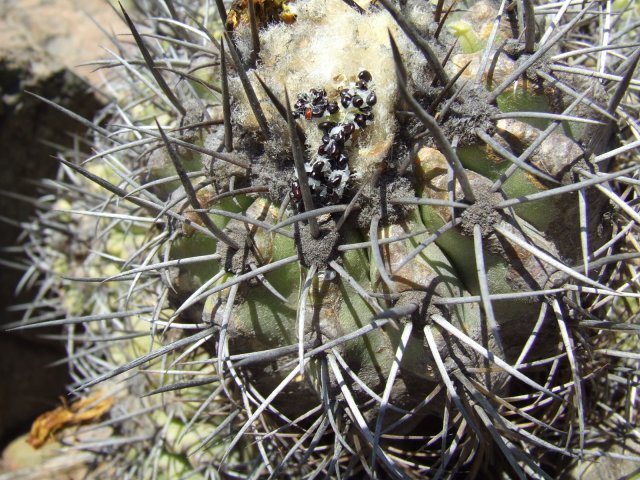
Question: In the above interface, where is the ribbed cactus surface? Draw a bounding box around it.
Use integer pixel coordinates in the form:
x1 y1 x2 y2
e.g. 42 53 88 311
7 0 640 478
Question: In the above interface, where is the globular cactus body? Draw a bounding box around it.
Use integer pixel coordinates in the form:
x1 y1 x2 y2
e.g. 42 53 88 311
7 0 640 478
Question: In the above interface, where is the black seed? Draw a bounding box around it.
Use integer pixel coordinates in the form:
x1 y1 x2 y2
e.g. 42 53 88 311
341 97 351 108
332 130 345 143
290 181 301 201
358 70 372 82
366 92 377 106
311 166 324 180
354 114 366 127
343 123 355 135
356 80 368 91
352 95 364 108
322 134 330 143
318 144 327 155
331 176 342 187
325 141 337 156
335 154 348 168
312 105 326 117
318 121 336 132
327 103 339 115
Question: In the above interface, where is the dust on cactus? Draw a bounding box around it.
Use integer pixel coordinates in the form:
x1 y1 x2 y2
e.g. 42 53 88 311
4 0 640 477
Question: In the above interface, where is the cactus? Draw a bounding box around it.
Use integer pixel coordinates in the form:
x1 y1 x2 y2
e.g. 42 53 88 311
6 0 640 477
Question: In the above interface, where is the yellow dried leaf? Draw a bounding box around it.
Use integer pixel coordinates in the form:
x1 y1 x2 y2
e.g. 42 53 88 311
27 392 114 449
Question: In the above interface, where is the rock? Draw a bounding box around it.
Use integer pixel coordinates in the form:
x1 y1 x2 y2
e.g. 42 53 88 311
0 0 121 86
0 0 117 448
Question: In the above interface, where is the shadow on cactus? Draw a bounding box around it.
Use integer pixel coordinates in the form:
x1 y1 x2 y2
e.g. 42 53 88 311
6 0 640 478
